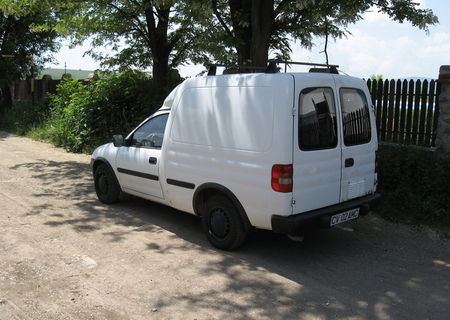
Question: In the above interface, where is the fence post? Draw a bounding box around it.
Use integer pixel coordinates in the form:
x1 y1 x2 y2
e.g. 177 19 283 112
436 66 450 152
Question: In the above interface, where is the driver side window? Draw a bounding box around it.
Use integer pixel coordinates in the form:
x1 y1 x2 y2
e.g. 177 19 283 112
131 113 169 148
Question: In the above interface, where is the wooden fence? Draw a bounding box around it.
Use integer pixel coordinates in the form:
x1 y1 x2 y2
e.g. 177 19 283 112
12 78 61 102
367 79 440 147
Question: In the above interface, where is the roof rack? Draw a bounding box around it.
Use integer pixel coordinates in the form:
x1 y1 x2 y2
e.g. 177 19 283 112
267 60 339 74
207 60 340 76
207 64 267 76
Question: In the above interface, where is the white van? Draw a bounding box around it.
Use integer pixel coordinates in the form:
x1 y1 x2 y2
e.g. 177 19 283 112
91 67 380 250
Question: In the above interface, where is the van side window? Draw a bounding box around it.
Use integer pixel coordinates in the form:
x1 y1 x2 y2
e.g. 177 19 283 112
340 88 371 146
131 113 169 148
299 87 337 150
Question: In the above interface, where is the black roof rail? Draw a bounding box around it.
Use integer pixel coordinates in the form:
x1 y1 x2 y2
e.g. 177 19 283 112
266 60 339 74
207 61 340 76
207 64 267 76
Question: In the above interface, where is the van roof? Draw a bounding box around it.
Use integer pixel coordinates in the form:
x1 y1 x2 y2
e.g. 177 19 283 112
198 72 364 86
160 72 365 110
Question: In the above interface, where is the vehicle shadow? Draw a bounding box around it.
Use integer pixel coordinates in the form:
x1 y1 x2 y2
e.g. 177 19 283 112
11 158 450 320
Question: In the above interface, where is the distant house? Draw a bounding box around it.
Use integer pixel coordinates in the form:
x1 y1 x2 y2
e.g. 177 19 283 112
37 68 95 80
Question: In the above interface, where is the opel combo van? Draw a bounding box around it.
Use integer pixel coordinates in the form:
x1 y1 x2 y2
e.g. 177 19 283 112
91 69 380 250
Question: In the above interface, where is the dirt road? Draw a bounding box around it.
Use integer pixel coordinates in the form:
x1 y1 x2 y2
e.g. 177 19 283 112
0 131 449 320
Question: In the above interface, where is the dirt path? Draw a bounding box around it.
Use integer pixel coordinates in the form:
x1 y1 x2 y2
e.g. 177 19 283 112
0 131 449 320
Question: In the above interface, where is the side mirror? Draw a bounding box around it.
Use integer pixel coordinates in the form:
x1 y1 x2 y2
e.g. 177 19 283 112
112 134 124 147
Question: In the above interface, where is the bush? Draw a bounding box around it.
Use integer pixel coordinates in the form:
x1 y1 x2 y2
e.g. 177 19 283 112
377 143 450 231
0 71 178 153
45 71 174 152
0 100 52 135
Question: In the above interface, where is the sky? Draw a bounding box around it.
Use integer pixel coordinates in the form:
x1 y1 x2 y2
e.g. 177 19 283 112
49 0 449 80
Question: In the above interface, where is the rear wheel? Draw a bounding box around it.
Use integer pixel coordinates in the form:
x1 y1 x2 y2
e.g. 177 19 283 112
201 195 248 250
94 163 121 204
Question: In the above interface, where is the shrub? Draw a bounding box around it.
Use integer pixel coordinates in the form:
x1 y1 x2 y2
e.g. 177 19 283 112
376 143 450 231
45 71 174 152
0 71 178 153
0 100 52 135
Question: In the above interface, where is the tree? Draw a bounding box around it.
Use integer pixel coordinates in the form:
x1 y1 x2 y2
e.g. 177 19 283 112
198 0 439 69
0 2 59 109
52 0 201 92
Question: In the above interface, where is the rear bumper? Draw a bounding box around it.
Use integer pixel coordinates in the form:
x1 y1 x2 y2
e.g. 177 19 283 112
271 193 381 234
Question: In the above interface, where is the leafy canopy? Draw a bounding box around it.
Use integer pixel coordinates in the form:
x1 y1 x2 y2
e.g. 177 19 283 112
0 0 60 81
0 0 440 77
32 0 202 72
193 0 439 66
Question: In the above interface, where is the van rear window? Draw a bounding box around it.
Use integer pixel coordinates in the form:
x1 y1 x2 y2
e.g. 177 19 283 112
298 87 337 150
340 88 371 146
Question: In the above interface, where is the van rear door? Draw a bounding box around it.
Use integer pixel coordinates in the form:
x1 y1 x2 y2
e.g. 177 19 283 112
292 75 342 214
337 84 377 202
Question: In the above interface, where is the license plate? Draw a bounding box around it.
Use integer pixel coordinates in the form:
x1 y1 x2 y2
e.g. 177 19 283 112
330 208 360 227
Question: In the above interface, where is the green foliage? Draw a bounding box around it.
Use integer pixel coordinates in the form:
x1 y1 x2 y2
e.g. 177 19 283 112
43 71 174 153
195 0 438 67
0 100 51 135
377 144 450 232
38 0 198 85
0 71 178 153
0 2 61 109
1 0 436 89
0 3 60 80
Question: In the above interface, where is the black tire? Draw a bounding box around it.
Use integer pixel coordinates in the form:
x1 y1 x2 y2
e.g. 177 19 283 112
201 195 248 250
94 163 121 204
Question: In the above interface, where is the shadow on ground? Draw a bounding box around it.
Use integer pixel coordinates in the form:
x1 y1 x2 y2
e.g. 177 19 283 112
10 159 450 320
0 131 11 140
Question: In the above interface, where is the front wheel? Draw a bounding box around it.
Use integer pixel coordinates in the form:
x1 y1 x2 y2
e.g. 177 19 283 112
94 163 121 204
201 195 248 250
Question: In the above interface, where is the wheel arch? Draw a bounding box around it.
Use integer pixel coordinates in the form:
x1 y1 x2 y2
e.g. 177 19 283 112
193 183 251 231
92 157 121 190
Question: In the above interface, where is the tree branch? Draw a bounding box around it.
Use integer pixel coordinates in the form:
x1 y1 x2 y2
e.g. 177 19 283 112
274 0 291 18
319 17 329 66
169 41 190 69
107 2 152 45
143 0 157 36
211 0 234 39
168 28 184 51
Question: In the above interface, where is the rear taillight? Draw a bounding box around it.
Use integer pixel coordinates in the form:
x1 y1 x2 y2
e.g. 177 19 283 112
271 164 293 193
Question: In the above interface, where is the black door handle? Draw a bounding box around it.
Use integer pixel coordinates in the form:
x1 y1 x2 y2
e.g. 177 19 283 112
345 158 354 168
149 157 157 165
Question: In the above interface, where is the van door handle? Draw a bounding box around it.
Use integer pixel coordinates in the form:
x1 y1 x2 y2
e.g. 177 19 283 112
345 158 354 168
149 157 157 165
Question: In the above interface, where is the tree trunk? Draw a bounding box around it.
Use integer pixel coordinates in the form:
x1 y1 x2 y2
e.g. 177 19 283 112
229 0 252 66
143 3 173 94
250 0 273 68
229 0 274 71
152 51 170 92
